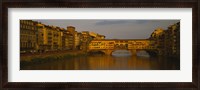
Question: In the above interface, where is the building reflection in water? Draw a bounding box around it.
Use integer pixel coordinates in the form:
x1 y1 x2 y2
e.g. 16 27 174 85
22 51 180 70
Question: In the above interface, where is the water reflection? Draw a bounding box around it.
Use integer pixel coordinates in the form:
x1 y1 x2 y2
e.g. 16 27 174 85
112 50 132 57
136 50 150 57
22 54 180 70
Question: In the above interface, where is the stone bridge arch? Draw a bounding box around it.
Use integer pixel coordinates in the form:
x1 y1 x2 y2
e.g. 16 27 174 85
88 49 154 56
96 49 137 56
88 39 158 56
87 50 106 55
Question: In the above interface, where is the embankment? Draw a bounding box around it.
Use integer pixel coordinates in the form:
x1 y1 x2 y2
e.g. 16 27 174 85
20 50 86 68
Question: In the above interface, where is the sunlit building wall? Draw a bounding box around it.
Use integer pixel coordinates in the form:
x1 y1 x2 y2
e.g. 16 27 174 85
114 40 128 49
20 20 37 53
65 26 82 50
36 23 46 52
74 31 81 50
150 28 165 55
74 32 83 50
97 35 106 39
89 32 105 40
81 31 93 51
44 25 54 51
65 31 74 50
58 28 65 50
128 40 153 49
89 40 154 50
36 23 63 52
50 26 61 50
164 22 180 57
89 40 115 50
149 22 180 57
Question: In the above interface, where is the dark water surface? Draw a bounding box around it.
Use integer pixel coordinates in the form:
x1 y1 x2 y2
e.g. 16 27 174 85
22 55 180 70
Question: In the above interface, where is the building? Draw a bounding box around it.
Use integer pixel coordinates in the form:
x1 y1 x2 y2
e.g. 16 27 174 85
51 26 61 51
81 31 93 51
74 32 83 50
44 25 54 51
57 27 64 50
20 21 107 53
36 23 46 52
63 26 83 50
89 39 154 50
114 40 128 49
65 26 76 50
36 24 66 52
88 39 156 56
21 20 179 57
149 22 180 58
89 40 115 50
164 22 180 58
149 28 165 55
20 20 37 53
64 31 73 50
97 34 106 39
128 40 154 49
89 32 105 40
59 28 66 50
36 23 64 52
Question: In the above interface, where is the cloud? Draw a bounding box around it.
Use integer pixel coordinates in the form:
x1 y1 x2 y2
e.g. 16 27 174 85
95 20 148 25
135 20 148 24
95 20 127 25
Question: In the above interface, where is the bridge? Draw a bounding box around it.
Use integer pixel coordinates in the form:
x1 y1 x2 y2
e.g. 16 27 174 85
88 39 157 56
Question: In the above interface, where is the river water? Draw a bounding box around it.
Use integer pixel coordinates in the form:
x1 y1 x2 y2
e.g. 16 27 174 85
22 51 180 70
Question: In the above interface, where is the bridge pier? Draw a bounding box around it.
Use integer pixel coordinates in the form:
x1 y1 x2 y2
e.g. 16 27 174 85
103 49 113 55
129 49 137 56
103 49 137 56
88 49 138 56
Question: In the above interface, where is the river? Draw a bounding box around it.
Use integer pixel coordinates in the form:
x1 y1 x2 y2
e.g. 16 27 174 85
22 51 180 70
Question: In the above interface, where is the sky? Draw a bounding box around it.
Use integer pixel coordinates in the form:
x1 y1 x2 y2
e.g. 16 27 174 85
33 20 179 39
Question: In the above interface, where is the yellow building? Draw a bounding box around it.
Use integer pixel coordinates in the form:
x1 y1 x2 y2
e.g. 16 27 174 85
36 23 46 52
89 32 97 37
128 40 153 49
65 26 82 50
89 32 105 40
57 27 64 50
36 24 53 52
36 24 65 52
89 39 154 50
81 31 92 51
81 31 91 42
89 40 115 50
67 26 76 33
51 26 60 50
20 21 113 53
75 32 83 49
149 22 180 57
65 26 75 50
20 20 37 53
97 35 106 39
59 28 66 50
74 31 79 49
45 25 54 51
164 22 180 57
114 40 128 49
150 28 165 55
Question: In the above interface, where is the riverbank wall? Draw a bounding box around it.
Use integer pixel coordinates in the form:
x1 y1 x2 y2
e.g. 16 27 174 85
20 50 87 68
